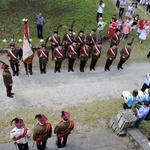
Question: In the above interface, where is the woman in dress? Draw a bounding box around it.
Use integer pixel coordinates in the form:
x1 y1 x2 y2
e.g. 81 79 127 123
121 20 132 40
108 19 118 41
131 14 139 32
139 22 150 43
125 4 134 20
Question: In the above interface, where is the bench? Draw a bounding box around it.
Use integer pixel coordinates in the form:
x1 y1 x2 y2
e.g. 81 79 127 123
127 128 150 150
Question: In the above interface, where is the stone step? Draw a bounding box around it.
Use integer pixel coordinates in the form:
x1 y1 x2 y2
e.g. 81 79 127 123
0 128 130 150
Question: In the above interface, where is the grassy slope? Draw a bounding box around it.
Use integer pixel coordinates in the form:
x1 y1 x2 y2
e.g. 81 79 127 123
0 0 150 143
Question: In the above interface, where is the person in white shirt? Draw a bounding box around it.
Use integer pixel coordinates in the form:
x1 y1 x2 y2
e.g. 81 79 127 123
97 0 105 22
10 118 32 150
141 73 150 92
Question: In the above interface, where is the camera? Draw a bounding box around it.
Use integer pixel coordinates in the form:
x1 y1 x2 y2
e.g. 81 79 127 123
136 105 141 109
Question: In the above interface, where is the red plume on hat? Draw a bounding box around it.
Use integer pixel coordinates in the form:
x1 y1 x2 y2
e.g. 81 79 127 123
62 111 70 121
35 114 48 125
1 63 9 69
11 117 25 129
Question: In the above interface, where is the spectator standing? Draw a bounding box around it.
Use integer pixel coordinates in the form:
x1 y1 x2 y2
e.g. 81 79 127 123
36 13 44 39
125 4 134 20
121 20 132 40
131 14 139 32
97 0 105 23
132 0 138 14
136 18 147 36
141 73 150 92
116 17 123 31
96 17 107 42
145 1 150 15
119 0 126 18
108 19 118 41
139 22 150 43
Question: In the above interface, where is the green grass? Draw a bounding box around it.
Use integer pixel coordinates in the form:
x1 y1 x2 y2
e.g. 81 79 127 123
1 99 149 144
0 0 115 48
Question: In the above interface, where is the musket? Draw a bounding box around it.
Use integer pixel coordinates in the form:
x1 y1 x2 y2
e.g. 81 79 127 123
70 20 76 29
130 37 134 46
83 24 86 32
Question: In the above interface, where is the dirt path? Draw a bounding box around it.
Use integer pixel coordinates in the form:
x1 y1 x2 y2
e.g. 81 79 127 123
0 61 149 113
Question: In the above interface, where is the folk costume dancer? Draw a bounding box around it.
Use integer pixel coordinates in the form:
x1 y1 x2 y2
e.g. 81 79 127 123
10 118 32 150
33 114 52 150
86 29 96 55
117 43 131 70
66 40 78 72
53 44 65 73
19 46 33 75
104 43 118 71
110 30 120 47
1 63 13 98
79 43 90 72
90 41 102 71
50 30 60 60
63 28 74 57
54 111 74 149
38 44 49 74
76 30 85 57
8 43 21 76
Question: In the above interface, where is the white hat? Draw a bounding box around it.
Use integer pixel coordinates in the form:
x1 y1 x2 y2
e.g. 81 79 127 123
99 17 103 20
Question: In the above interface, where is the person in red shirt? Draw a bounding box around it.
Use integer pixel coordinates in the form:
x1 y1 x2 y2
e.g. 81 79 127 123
136 18 147 36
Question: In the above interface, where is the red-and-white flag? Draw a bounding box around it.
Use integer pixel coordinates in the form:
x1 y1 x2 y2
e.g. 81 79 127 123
23 19 34 64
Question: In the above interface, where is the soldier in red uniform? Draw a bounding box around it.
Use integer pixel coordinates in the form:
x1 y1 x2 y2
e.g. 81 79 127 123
79 43 91 72
66 40 78 72
1 63 13 98
50 30 61 60
63 28 74 57
53 44 65 73
54 111 74 149
90 41 102 71
76 30 85 57
8 43 21 76
117 43 131 70
33 114 52 150
86 29 96 55
104 43 118 71
38 44 49 74
110 30 121 47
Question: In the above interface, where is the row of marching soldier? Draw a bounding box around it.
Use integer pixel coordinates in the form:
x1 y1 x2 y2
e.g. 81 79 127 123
4 29 132 75
10 111 74 150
